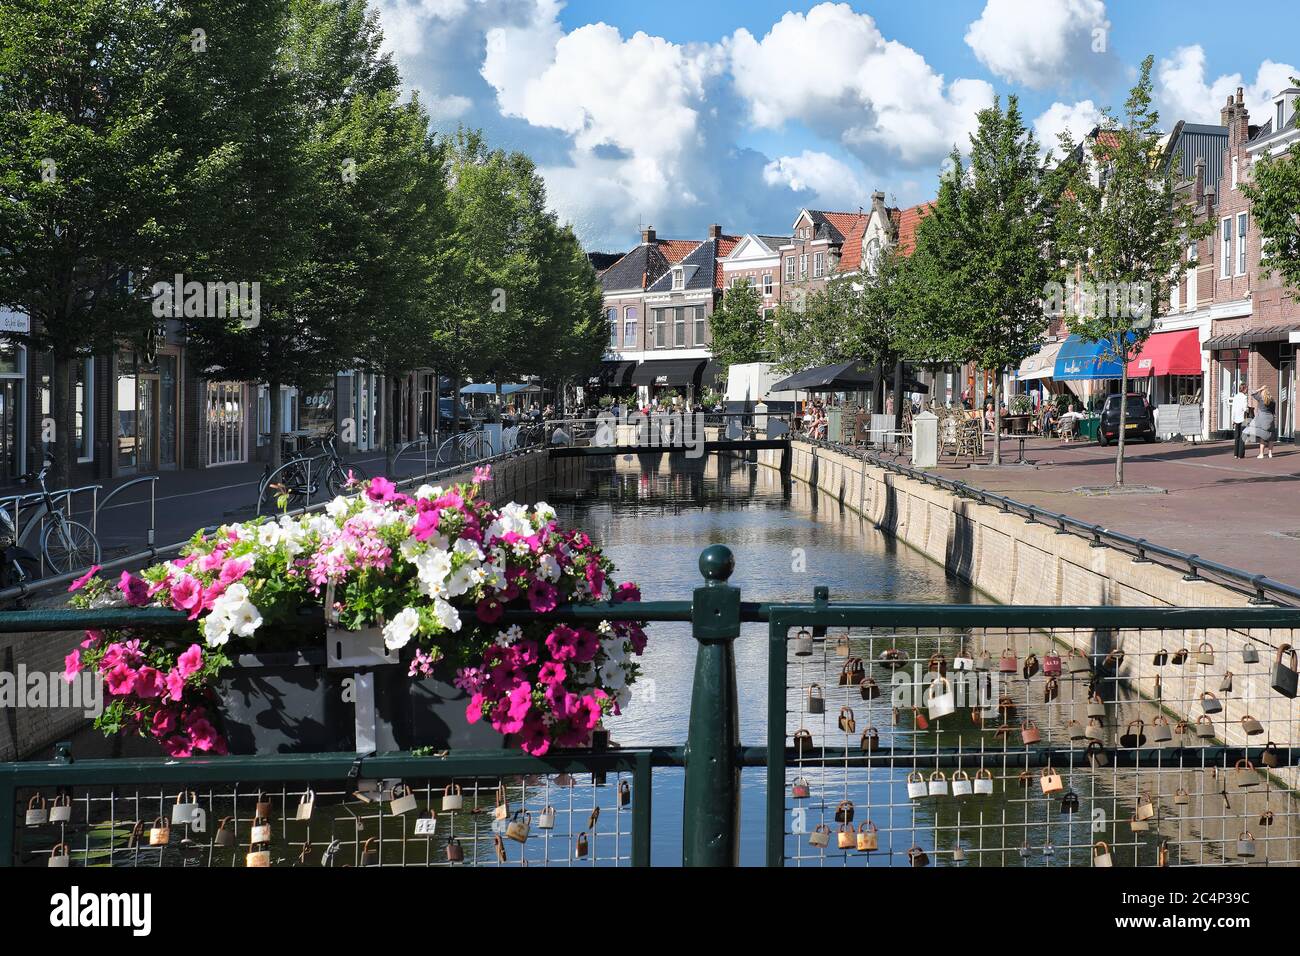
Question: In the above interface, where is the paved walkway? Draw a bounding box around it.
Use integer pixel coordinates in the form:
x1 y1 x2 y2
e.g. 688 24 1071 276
913 435 1300 589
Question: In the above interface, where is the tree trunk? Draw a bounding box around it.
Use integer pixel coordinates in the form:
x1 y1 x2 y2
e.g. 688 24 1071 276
872 361 885 415
383 372 396 476
990 370 1002 466
49 354 73 487
1116 359 1128 487
267 380 282 471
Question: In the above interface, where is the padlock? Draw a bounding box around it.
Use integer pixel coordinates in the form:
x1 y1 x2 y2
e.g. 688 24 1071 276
997 696 1017 720
441 784 464 811
952 845 966 862
791 777 811 799
1061 791 1080 814
1087 741 1109 768
792 729 815 755
1104 647 1125 670
1021 719 1042 746
1068 649 1091 674
296 788 315 821
1153 647 1168 666
1157 841 1169 867
1261 742 1280 768
907 845 929 868
953 650 975 672
836 824 855 849
1175 719 1190 737
618 780 631 808
1087 693 1106 719
1220 671 1234 693
907 771 927 799
1173 788 1190 806
973 769 994 795
834 799 855 823
149 816 170 846
1085 718 1105 742
1092 841 1113 867
976 650 993 671
838 706 857 733
1136 791 1155 820
1242 643 1260 664
48 843 70 868
25 795 47 826
928 652 947 675
446 837 464 862
1039 767 1063 794
414 811 437 836
998 648 1017 673
245 843 271 868
1272 644 1298 699
494 784 510 821
254 792 272 819
856 821 878 851
832 634 851 658
390 784 418 816
928 771 948 797
806 683 825 714
912 707 930 731
1236 831 1257 858
1200 691 1222 714
48 793 72 824
1195 642 1215 665
879 647 907 670
842 657 866 686
172 791 199 826
1043 652 1062 676
808 824 831 849
538 805 557 829
1043 676 1059 703
361 837 379 866
859 726 880 753
1232 758 1260 789
127 822 144 849
1130 812 1149 833
214 816 235 847
792 629 813 656
927 677 956 719
1066 719 1086 742
1151 716 1173 743
1260 809 1276 827
1119 720 1146 748
506 811 531 844
1022 653 1040 679
859 676 881 700
1241 714 1264 736
951 770 973 797
1171 647 1189 665
250 816 271 844
1194 715 1216 739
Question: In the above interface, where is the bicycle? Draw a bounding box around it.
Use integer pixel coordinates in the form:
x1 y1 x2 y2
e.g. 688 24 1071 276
0 458 101 577
257 427 369 515
433 428 490 467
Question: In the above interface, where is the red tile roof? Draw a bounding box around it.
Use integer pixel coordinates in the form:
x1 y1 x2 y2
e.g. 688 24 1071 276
836 217 869 273
714 235 741 288
893 201 934 257
820 211 868 245
657 239 697 264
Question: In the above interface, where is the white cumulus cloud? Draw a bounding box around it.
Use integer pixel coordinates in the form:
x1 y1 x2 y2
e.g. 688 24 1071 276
1033 100 1103 155
965 0 1110 90
1157 45 1298 126
762 151 869 209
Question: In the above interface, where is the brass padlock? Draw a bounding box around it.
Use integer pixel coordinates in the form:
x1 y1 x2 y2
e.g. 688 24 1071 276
446 837 464 862
951 770 973 797
1241 714 1264 736
254 792 272 819
907 771 927 799
48 793 72 824
296 788 315 821
48 842 71 868
1039 766 1063 794
952 844 966 862
441 784 464 811
214 816 235 847
1065 719 1086 741
1173 788 1190 806
1086 693 1106 718
832 634 850 657
856 821 878 852
494 784 510 821
1194 715 1216 739
836 824 855 849
506 811 531 844
1085 718 1105 742
806 683 825 714
1151 716 1173 743
907 845 929 867
1261 742 1281 768
838 706 856 733
617 780 631 808
245 839 271 868
1092 841 1113 867
538 804 558 828
250 816 271 844
860 726 880 753
973 769 994 795
1136 791 1155 820
1195 642 1215 665
575 831 590 859
360 837 379 866
24 795 47 826
808 824 831 849
390 783 418 816
838 657 865 686
149 816 171 846
1232 758 1260 789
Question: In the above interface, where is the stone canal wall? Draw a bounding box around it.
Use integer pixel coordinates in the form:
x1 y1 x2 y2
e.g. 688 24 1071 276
746 439 1300 761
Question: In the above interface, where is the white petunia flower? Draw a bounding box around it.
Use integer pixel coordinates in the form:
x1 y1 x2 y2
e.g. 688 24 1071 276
257 522 282 549
382 607 421 650
202 612 232 647
228 600 263 638
533 501 556 523
433 598 461 633
537 553 561 582
599 658 628 689
326 495 351 518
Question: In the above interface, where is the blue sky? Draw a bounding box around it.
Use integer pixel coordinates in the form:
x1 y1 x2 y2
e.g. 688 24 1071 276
373 0 1298 250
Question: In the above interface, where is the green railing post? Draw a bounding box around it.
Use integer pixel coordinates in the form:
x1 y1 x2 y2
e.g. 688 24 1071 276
0 778 13 867
682 544 741 866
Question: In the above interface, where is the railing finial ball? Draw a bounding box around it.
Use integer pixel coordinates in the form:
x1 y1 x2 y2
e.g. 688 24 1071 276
698 544 735 583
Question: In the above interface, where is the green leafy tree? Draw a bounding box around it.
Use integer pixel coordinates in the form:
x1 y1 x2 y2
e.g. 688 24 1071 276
0 0 187 484
709 281 767 368
1243 77 1300 296
765 282 858 374
1056 56 1212 485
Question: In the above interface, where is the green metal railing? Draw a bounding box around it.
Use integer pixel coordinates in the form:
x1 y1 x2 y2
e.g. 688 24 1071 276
4 545 1300 867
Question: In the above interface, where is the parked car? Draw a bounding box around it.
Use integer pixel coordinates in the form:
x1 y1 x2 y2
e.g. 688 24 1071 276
438 397 474 431
1097 392 1156 446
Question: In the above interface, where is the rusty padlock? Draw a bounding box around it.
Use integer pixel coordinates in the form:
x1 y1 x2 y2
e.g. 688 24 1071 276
806 683 825 714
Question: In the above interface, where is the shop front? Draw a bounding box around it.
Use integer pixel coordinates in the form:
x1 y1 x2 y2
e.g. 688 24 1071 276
630 357 708 406
1124 328 1206 439
115 349 180 474
1013 339 1065 406
1052 334 1125 410
0 338 26 485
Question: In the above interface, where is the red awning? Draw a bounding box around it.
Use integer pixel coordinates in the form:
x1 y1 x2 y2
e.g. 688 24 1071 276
1126 329 1202 377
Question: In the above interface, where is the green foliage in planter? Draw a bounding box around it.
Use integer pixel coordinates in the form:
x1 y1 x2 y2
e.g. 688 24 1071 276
1007 394 1034 416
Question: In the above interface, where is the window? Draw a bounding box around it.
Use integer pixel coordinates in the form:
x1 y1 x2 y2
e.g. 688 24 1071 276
799 254 808 278
39 359 94 463
607 307 618 348
1279 101 1286 131
671 267 684 290
654 310 668 348
1187 242 1197 263
1221 218 1232 278
623 307 638 348
693 307 706 345
763 273 773 295
1237 212 1248 275
865 238 881 274
813 252 825 277
673 308 686 347
1170 280 1179 312
785 257 796 281
1231 156 1238 190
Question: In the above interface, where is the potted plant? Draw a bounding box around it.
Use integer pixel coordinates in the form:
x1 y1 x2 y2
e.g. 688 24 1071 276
1004 394 1034 433
65 469 647 757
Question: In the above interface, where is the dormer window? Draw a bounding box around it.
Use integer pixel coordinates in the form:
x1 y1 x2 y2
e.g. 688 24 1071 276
1279 100 1286 131
671 267 684 290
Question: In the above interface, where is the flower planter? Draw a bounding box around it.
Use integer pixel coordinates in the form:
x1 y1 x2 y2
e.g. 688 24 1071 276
215 643 508 755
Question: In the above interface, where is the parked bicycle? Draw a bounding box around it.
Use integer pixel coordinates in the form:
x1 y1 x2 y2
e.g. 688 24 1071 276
257 427 369 515
0 457 101 578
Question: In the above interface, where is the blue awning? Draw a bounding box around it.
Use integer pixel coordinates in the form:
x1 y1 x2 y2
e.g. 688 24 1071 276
1052 334 1126 381
459 383 535 395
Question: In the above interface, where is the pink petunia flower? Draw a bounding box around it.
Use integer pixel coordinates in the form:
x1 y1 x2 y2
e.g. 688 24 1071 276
527 579 558 613
118 571 150 606
133 667 167 699
67 565 100 592
63 650 81 683
176 644 203 679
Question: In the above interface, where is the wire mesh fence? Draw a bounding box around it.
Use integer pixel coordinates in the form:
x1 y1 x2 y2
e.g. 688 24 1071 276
772 621 1300 867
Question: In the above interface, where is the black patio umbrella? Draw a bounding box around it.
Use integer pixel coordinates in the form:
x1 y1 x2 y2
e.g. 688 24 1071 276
771 360 928 394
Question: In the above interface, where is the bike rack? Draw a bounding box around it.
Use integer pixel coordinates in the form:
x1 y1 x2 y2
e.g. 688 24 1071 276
94 476 160 547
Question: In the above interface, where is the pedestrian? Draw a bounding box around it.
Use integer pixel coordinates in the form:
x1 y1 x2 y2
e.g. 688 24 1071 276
1250 386 1277 459
1231 382 1249 458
